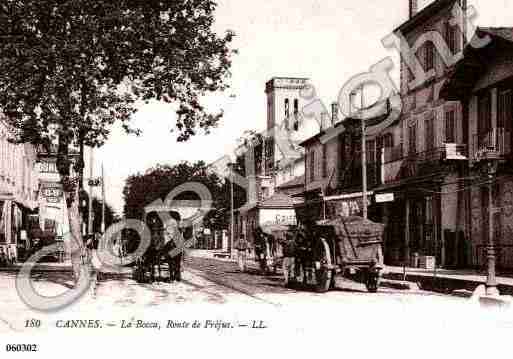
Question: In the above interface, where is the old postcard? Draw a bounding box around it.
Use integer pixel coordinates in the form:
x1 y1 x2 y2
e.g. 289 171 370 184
1 0 513 358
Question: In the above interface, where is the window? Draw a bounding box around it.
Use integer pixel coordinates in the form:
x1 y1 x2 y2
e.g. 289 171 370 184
478 91 492 141
498 89 513 130
425 42 434 71
366 140 376 164
284 99 290 130
309 150 315 182
322 144 327 178
408 124 417 155
293 99 299 131
425 117 435 150
384 134 394 148
446 23 458 54
445 110 456 143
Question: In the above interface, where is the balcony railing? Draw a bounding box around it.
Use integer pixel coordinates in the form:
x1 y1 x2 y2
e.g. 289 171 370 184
472 128 511 159
382 144 468 184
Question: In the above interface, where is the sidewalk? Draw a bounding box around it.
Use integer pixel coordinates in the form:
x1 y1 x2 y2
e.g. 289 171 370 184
0 261 72 272
192 250 513 294
383 265 513 295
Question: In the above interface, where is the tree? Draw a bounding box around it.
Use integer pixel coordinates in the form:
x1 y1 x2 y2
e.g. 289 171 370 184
123 161 228 228
80 193 118 234
0 0 235 271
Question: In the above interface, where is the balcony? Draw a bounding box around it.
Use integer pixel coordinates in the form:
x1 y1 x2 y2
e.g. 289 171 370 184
382 144 468 184
472 128 511 161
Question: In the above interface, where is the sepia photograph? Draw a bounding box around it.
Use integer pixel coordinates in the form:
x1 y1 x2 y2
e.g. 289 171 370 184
0 0 513 357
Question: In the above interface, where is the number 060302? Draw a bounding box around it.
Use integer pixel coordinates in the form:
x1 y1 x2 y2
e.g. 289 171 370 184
5 344 38 352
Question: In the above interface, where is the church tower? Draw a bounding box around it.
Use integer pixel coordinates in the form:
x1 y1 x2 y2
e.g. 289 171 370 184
265 77 321 186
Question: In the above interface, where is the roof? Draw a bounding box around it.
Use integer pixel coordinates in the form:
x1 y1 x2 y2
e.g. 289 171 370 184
236 193 302 213
260 193 299 209
440 27 513 100
277 175 305 189
299 120 345 147
479 27 513 43
393 0 458 34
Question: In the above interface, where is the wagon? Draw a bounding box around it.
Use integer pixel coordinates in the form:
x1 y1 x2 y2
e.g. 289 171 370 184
254 223 295 275
133 201 210 283
287 216 384 293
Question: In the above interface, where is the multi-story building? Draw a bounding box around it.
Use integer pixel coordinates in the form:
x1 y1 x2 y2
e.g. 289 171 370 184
33 144 81 257
375 0 470 267
234 78 321 247
297 99 399 223
441 27 513 270
0 118 39 262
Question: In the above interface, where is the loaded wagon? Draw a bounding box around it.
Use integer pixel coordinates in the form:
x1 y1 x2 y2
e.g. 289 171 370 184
254 223 294 275
287 216 385 293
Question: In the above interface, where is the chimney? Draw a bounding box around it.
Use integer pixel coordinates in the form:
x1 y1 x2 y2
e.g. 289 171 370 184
409 0 418 19
321 112 330 131
331 102 339 124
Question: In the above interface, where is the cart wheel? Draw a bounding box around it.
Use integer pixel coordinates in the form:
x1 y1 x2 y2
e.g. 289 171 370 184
329 270 336 289
365 273 380 293
315 238 333 293
315 269 332 293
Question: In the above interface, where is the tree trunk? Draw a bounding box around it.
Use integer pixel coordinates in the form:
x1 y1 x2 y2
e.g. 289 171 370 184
66 184 84 281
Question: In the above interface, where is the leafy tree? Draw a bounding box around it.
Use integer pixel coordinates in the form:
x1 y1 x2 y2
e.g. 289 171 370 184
123 161 228 229
0 0 235 265
79 193 118 234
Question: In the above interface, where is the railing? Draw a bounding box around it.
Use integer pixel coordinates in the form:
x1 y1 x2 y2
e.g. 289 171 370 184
472 128 511 159
474 245 513 271
382 145 467 184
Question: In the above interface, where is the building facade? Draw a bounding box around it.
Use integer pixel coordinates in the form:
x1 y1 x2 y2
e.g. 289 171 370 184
441 27 513 270
375 0 470 268
0 118 39 262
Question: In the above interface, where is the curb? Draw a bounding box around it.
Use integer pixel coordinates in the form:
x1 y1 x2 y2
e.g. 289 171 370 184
383 271 513 296
379 279 419 291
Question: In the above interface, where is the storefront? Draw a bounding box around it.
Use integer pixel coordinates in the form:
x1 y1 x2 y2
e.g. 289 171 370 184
236 193 300 248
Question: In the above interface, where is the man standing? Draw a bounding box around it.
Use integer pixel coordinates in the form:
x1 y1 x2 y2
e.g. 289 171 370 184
282 232 296 286
235 234 248 272
0 247 6 266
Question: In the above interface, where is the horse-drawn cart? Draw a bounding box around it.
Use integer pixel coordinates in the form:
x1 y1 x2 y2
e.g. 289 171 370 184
287 216 384 293
133 201 209 283
254 223 293 275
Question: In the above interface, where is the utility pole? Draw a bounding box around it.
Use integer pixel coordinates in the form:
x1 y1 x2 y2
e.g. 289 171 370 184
101 163 105 234
360 86 368 220
88 146 94 237
230 166 234 257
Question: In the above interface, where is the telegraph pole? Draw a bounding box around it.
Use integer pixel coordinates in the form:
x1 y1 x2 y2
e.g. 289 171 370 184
360 86 368 220
230 166 234 257
101 163 105 234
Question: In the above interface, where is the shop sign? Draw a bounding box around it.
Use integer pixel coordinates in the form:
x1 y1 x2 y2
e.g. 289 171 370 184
259 209 297 226
327 197 372 218
42 187 63 199
375 193 395 203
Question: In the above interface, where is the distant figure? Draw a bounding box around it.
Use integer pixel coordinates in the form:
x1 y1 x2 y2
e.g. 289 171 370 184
281 232 296 286
235 234 248 272
0 247 6 266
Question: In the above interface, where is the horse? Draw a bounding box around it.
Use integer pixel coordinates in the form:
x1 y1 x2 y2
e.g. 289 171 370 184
134 211 184 283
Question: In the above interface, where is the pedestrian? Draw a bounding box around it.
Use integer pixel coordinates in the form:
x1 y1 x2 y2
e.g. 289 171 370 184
282 232 296 286
0 247 6 267
235 234 248 272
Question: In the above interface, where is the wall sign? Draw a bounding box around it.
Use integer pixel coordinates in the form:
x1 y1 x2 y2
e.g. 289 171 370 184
376 193 395 203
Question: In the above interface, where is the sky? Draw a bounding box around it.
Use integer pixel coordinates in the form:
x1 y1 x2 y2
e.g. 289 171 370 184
86 0 513 215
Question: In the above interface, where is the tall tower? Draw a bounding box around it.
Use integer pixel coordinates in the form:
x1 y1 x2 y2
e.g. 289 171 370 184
265 77 321 180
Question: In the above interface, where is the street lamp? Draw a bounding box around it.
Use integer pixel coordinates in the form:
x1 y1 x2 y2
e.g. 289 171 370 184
476 150 501 297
